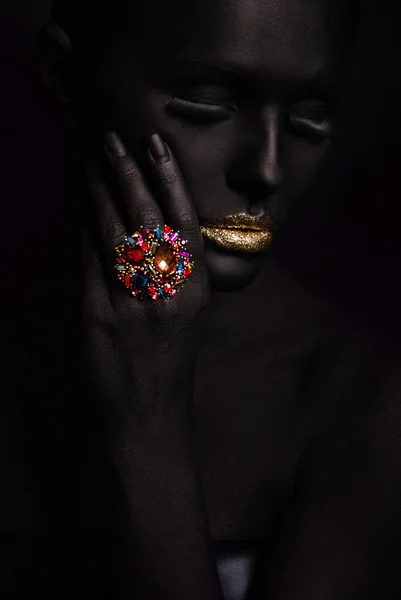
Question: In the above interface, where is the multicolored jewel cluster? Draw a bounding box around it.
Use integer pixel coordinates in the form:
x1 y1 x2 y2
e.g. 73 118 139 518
115 225 193 300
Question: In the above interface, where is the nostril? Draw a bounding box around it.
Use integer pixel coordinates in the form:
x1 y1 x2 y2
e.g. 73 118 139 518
247 203 266 217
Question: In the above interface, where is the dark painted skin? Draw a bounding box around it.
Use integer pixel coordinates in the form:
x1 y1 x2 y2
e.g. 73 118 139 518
75 0 353 291
30 1 400 599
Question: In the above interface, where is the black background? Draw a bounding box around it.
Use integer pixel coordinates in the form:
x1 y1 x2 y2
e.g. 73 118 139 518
2 0 52 31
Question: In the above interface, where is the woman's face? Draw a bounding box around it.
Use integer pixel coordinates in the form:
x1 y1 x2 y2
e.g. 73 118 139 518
89 0 353 291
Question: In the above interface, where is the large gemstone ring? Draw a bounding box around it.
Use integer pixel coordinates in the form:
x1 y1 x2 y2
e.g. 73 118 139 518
115 225 193 300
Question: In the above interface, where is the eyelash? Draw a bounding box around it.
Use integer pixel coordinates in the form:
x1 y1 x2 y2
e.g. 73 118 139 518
167 95 333 138
166 97 236 122
284 104 333 139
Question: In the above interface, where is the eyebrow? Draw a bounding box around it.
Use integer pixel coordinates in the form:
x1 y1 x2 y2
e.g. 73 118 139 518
307 68 350 99
167 58 348 99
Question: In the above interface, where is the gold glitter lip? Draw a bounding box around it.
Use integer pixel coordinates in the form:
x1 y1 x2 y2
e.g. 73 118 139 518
200 213 276 253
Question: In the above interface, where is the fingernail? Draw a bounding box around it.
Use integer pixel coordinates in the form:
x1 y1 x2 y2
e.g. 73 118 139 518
146 133 170 164
105 132 127 157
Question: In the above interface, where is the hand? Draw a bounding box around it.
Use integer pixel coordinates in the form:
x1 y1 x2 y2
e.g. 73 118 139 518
82 131 211 422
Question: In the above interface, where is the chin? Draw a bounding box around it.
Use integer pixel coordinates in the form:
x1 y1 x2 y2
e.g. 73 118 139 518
205 242 265 292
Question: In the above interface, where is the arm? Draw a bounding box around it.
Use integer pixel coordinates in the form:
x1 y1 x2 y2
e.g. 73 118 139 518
97 381 222 600
82 132 223 600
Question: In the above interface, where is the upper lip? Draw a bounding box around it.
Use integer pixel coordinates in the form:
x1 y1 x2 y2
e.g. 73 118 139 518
200 213 277 231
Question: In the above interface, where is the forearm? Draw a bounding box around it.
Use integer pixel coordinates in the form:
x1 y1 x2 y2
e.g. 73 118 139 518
94 376 223 600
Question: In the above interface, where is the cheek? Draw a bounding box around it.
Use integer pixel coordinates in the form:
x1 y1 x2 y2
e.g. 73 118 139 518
163 121 242 217
162 121 233 185
283 134 330 192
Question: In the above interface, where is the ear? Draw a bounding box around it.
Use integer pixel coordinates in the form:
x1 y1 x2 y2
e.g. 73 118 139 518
37 21 71 104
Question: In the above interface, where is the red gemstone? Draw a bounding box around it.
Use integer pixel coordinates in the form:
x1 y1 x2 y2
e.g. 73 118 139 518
124 274 132 288
117 257 124 263
163 283 172 292
183 267 192 277
142 241 149 251
125 248 144 265
164 225 172 234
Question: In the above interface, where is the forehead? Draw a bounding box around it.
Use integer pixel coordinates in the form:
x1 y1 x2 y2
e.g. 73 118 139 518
129 0 353 90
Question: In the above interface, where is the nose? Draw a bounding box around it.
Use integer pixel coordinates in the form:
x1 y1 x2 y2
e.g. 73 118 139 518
227 105 284 199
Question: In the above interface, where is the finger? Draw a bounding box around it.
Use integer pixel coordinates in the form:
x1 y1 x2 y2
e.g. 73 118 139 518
86 158 126 258
104 132 164 232
144 133 201 241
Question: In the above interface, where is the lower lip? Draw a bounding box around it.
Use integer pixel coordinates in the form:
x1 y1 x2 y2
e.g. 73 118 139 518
200 226 274 253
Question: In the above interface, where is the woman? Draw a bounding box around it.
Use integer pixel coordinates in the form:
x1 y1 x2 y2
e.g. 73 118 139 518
5 0 399 598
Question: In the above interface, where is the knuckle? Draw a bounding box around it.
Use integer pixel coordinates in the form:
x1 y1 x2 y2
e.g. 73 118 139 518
120 159 142 184
159 163 180 186
104 215 125 242
178 216 198 233
174 215 199 236
134 210 160 229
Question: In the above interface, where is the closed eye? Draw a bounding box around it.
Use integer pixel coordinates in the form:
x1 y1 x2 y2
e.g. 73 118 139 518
285 99 333 139
166 96 236 122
